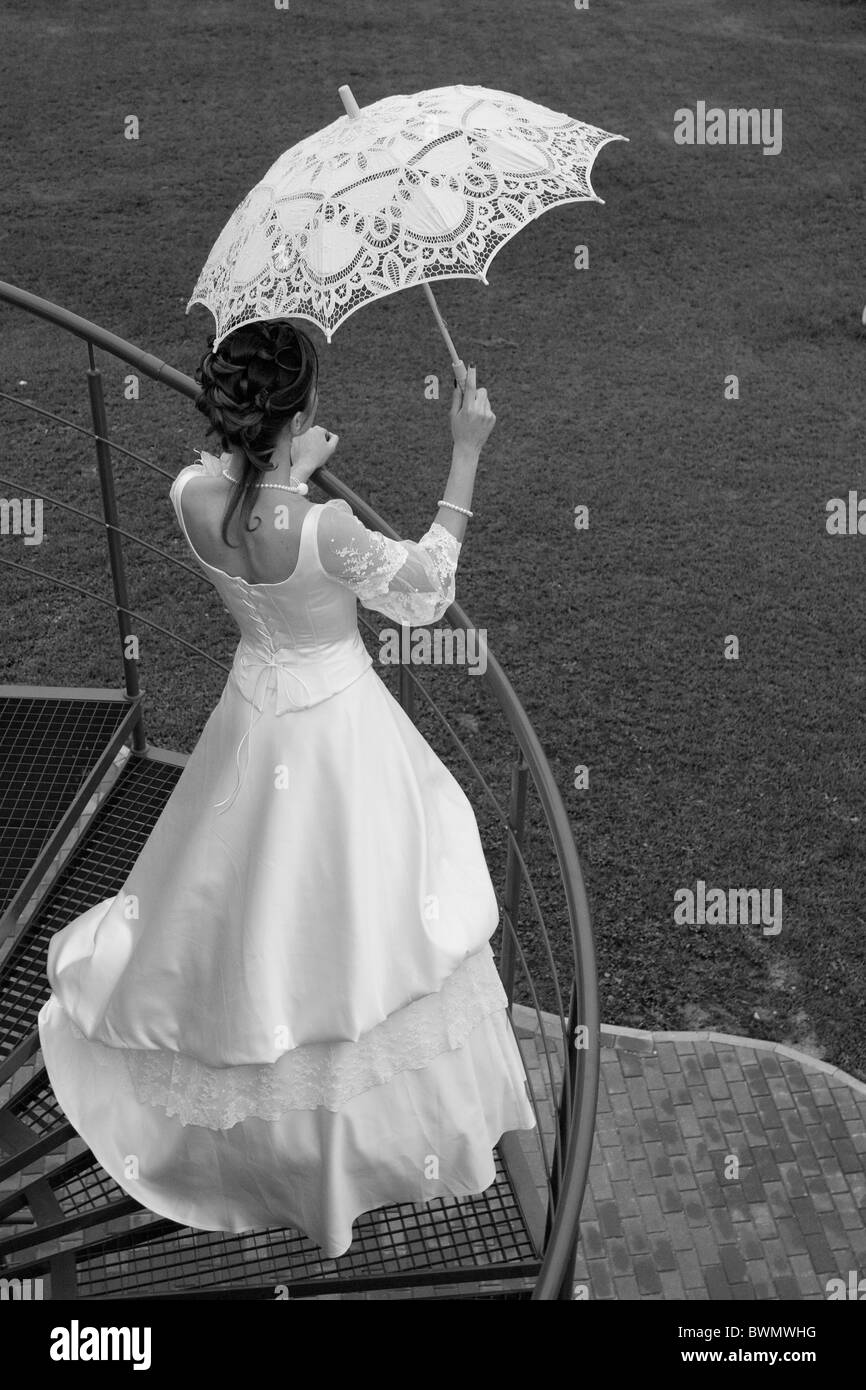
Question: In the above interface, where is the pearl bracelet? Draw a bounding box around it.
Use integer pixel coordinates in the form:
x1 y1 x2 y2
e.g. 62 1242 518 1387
437 499 474 518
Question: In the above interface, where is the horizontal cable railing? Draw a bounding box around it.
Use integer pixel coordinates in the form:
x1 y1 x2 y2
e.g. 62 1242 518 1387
0 278 597 1300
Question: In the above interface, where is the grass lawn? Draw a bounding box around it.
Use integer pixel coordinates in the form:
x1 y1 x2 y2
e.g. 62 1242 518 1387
1 0 864 1078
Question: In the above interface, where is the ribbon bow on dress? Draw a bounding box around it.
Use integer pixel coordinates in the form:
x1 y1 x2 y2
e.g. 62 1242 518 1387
215 648 315 815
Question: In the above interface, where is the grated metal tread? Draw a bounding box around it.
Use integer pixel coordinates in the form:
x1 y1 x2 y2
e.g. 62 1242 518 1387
0 753 182 1062
0 694 131 913
6 1148 538 1298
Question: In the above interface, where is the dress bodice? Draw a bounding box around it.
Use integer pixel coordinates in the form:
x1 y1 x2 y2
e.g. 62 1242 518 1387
171 455 374 715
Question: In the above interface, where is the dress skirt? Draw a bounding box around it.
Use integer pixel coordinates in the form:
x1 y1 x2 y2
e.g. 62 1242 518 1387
37 662 537 1259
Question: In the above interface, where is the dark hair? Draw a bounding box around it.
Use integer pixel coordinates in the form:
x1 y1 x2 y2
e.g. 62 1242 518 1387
194 319 319 547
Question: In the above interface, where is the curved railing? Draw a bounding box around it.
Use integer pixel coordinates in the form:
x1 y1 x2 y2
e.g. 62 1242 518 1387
0 279 598 1300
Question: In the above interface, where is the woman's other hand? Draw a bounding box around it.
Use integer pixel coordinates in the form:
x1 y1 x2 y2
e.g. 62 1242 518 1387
290 425 339 484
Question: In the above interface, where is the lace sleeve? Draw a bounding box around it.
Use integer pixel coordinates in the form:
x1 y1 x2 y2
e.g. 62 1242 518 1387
317 499 461 626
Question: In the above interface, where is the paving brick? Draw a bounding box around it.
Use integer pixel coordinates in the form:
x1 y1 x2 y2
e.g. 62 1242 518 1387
610 1091 634 1122
618 1046 650 1075
787 1253 822 1296
621 1216 651 1255
722 1245 750 1284
696 1043 722 1071
778 1060 810 1093
805 1077 833 1103
620 1125 646 1160
684 1137 714 1172
588 1165 615 1202
761 1238 791 1277
656 1042 683 1075
728 1078 756 1112
731 1281 757 1300
817 1106 849 1140
601 1060 627 1093
658 1182 684 1214
645 1141 673 1178
629 1159 657 1197
757 1051 783 1077
707 1206 737 1246
632 1254 663 1295
582 1221 604 1259
766 1128 796 1162
739 1234 767 1267
607 1236 632 1275
678 1247 705 1289
691 1088 718 1119
637 1111 662 1142
706 1070 731 1100
804 1232 841 1275
704 1264 733 1300
794 1094 822 1126
818 1159 849 1194
613 1275 641 1299
699 1117 727 1150
626 1077 653 1110
776 1218 809 1257
784 1195 823 1237
741 1064 769 1096
772 1274 802 1298
750 1203 778 1239
741 1113 770 1146
643 1062 668 1092
767 1078 797 1110
780 1109 808 1142
696 1174 726 1208
834 1139 862 1174
660 1270 687 1299
611 1179 640 1219
664 1211 697 1252
671 1157 699 1192
597 1200 623 1239
600 1148 630 1183
649 1235 678 1272
832 1191 864 1231
683 1197 711 1227
657 1120 687 1155
586 1258 614 1299
804 1124 835 1159
778 1162 808 1200
667 1080 692 1106
676 1107 704 1139
763 1181 792 1219
717 1050 745 1084
638 1193 668 1233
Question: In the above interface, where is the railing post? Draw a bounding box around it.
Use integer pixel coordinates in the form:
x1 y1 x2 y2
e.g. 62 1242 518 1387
500 749 528 1006
86 347 147 753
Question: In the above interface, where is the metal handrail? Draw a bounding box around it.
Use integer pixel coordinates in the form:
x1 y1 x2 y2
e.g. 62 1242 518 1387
0 278 597 1300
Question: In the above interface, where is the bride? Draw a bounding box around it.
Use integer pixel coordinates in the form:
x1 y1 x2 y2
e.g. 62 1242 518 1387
38 317 536 1260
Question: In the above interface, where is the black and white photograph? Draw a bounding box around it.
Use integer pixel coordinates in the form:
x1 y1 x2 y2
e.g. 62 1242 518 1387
0 0 862 1359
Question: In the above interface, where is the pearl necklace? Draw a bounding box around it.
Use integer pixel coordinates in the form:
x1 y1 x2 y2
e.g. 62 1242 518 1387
222 467 308 497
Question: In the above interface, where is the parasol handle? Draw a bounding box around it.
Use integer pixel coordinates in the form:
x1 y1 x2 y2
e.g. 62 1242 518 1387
338 84 469 392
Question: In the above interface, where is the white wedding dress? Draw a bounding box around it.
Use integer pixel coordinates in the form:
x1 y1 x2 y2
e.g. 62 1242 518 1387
37 448 536 1259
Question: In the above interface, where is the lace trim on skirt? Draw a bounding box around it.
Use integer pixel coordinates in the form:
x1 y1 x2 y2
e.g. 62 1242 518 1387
69 945 509 1129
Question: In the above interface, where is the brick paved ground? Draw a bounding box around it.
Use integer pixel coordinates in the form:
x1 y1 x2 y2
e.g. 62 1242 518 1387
512 1013 866 1301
